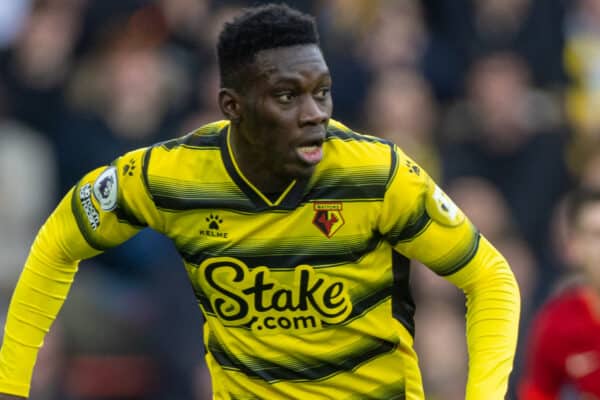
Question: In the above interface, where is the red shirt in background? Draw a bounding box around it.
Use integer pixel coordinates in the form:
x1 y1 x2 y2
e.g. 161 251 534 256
519 286 600 400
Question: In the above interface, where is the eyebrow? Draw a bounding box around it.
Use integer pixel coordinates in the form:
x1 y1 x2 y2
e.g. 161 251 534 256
268 71 332 86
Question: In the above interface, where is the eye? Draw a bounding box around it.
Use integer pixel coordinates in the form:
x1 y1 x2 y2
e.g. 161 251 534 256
315 87 330 100
275 92 295 104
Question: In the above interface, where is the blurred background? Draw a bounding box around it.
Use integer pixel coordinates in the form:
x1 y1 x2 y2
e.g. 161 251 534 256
0 0 593 398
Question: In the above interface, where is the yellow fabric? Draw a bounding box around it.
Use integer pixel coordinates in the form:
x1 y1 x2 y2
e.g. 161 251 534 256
0 190 100 397
445 236 520 400
0 120 519 399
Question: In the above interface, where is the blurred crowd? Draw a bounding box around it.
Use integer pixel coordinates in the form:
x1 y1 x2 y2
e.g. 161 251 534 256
0 0 596 399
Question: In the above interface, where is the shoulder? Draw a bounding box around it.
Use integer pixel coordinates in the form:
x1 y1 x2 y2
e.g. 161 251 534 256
141 120 228 171
109 120 227 196
151 120 228 155
324 120 395 162
321 119 419 181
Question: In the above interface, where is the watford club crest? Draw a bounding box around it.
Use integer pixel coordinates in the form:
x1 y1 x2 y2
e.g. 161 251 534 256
312 202 345 238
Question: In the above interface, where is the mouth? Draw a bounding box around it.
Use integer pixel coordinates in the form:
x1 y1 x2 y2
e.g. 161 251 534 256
296 137 324 165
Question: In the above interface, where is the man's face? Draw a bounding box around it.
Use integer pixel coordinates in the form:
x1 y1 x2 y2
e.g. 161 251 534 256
238 44 332 180
572 202 600 289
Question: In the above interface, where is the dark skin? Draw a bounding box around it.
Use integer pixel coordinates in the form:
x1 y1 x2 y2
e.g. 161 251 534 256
219 44 333 194
0 44 332 400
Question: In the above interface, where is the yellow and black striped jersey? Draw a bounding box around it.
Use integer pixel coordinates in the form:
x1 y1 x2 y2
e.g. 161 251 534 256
0 119 520 400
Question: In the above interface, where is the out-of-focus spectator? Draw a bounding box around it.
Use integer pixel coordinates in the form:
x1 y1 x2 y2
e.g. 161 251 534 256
446 177 538 307
365 67 441 180
422 0 566 89
519 188 600 399
414 299 467 400
0 0 84 138
157 0 210 51
564 0 600 176
357 0 427 72
0 0 31 49
578 144 600 190
442 51 570 263
60 29 189 192
178 5 244 133
0 121 56 291
356 0 462 100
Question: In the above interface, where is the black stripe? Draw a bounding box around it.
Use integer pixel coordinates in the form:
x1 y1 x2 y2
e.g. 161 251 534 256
391 252 415 336
326 127 390 144
386 210 431 245
324 285 392 328
152 195 256 212
437 231 481 276
181 234 383 270
305 184 386 201
161 184 383 210
141 146 153 200
70 184 108 251
386 144 398 190
208 335 397 382
160 126 223 150
182 132 222 148
193 286 214 315
114 203 147 228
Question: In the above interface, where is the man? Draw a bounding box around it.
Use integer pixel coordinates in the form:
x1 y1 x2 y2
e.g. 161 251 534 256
519 189 600 399
0 4 520 399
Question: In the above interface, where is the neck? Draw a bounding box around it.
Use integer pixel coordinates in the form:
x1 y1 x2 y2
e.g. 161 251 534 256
228 124 291 193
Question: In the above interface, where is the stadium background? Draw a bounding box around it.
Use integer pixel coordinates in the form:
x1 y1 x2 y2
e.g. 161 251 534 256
0 0 592 398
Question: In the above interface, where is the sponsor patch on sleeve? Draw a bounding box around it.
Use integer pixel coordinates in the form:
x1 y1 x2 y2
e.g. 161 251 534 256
80 183 100 230
92 166 118 211
425 184 465 227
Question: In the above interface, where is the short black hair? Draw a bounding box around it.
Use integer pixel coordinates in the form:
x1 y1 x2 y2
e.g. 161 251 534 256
566 188 600 227
217 3 319 89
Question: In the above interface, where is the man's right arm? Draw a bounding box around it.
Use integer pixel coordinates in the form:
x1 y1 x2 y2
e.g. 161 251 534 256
0 158 149 398
0 188 100 397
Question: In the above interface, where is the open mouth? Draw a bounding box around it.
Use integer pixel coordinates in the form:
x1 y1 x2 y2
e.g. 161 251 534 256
296 139 324 165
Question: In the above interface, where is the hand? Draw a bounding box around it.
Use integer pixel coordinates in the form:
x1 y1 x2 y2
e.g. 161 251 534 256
0 395 26 399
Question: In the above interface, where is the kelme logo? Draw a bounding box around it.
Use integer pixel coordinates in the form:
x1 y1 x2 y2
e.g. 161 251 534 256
200 213 228 238
196 257 352 334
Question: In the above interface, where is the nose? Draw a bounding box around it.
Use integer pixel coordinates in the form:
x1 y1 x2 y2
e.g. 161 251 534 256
299 95 329 126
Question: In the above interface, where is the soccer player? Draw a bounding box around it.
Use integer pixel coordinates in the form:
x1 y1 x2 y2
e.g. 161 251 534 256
518 188 600 399
0 4 520 399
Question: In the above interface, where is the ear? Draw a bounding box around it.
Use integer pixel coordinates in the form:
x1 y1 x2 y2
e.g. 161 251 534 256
219 88 242 123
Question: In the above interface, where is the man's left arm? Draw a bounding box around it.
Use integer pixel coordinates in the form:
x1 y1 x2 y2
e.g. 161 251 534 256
382 148 520 399
443 235 520 399
396 197 520 399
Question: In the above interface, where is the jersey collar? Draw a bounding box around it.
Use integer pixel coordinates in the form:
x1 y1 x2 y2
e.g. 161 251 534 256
220 126 310 210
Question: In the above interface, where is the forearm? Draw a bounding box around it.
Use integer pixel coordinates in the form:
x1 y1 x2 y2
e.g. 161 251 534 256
0 192 99 397
446 236 521 400
0 243 77 396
